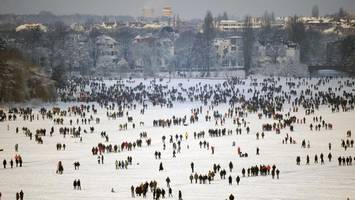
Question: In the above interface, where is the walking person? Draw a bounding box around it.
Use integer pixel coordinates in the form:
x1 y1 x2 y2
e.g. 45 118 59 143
77 179 81 190
10 160 13 168
19 190 24 200
3 159 6 169
178 190 182 200
276 169 280 179
73 180 77 190
166 177 171 188
236 176 240 185
131 185 135 197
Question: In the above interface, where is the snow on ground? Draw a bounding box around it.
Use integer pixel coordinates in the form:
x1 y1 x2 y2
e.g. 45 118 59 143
1 77 355 200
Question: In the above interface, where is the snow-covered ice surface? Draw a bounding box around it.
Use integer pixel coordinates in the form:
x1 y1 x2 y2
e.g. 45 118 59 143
1 77 355 200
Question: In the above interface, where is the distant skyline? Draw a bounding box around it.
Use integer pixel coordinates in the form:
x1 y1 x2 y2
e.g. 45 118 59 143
0 0 354 19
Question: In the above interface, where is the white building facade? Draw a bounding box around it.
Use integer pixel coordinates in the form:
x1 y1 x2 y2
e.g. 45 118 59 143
95 35 119 69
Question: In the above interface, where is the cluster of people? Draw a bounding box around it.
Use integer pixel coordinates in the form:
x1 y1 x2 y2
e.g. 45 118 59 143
309 122 333 131
152 117 186 127
193 131 205 139
73 161 80 170
0 190 24 200
208 128 234 137
154 151 162 159
2 155 23 169
228 175 241 185
301 139 311 148
91 139 152 155
337 156 354 166
236 146 248 158
1 76 355 200
297 153 333 165
15 190 24 200
115 156 132 169
97 155 104 164
73 179 81 190
198 140 210 149
189 171 215 184
56 143 66 151
131 180 183 200
242 165 280 179
283 135 297 145
341 139 354 150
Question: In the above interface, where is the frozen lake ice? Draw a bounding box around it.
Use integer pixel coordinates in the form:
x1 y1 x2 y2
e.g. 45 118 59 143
0 77 355 200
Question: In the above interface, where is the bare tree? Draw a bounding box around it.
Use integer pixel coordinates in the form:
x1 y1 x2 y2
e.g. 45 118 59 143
222 12 229 21
243 15 255 73
202 11 216 75
312 5 319 18
287 15 305 44
190 33 207 72
337 7 347 18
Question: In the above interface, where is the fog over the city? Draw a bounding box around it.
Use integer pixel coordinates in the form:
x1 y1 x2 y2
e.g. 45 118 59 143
1 0 354 18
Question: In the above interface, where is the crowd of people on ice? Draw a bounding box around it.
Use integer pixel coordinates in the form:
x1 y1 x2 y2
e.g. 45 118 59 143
2 154 23 169
1 76 355 199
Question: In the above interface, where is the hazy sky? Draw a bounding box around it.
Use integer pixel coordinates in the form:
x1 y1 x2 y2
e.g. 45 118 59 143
0 0 354 19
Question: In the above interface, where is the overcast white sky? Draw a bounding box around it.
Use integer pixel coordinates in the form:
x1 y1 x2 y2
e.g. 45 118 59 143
0 0 354 19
